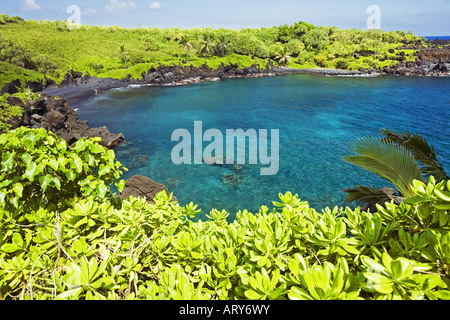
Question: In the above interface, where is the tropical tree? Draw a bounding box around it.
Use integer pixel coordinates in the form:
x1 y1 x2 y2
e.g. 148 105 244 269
197 34 215 59
274 47 292 66
380 129 449 182
343 129 448 208
179 35 193 60
117 45 129 69
214 34 231 57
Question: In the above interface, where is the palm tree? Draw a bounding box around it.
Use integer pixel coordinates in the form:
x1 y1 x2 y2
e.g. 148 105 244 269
197 34 215 59
274 47 292 66
214 34 231 57
380 128 449 182
117 45 129 69
343 129 448 208
179 35 193 61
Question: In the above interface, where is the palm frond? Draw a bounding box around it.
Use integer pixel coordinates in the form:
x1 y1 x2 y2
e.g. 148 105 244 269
343 137 423 198
380 128 449 182
342 185 394 206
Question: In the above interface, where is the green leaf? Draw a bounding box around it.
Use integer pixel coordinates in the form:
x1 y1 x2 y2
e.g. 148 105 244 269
0 179 12 189
257 255 268 267
363 272 394 294
287 286 313 300
0 190 6 206
1 243 21 253
98 164 110 176
435 203 450 210
434 189 450 202
23 162 36 181
404 196 426 205
244 289 264 300
434 290 450 300
91 277 114 289
13 183 23 198
1 152 15 171
390 260 413 279
55 288 83 300
9 196 18 208
39 175 54 192
12 233 23 248
20 153 32 166
47 159 59 171
89 143 104 154
74 139 89 152
65 170 76 181
53 177 61 190
70 157 83 173
96 184 108 198
361 256 387 274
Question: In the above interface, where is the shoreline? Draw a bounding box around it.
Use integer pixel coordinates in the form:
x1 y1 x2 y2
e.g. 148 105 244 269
42 66 374 105
41 55 450 105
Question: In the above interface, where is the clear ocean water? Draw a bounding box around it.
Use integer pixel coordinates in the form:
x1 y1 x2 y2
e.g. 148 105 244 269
75 74 450 220
425 36 450 40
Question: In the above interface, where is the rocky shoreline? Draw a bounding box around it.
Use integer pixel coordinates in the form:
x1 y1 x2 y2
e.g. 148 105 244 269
4 93 125 148
42 62 372 105
41 45 450 106
382 44 450 76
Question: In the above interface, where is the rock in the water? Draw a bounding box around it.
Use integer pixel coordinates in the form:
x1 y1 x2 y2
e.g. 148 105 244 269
120 175 177 203
221 174 242 189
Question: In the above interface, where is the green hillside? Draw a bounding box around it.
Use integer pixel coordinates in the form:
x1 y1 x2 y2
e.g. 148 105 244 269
0 15 422 87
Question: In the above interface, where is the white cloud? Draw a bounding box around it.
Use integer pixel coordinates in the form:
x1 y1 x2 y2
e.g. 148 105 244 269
82 8 98 15
104 0 137 13
149 2 162 10
20 0 42 11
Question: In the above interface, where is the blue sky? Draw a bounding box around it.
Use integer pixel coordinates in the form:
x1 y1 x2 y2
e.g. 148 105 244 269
2 0 449 36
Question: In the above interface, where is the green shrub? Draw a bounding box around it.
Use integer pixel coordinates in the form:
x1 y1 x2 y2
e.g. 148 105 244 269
314 53 327 67
0 127 126 214
0 14 23 25
0 128 449 300
0 34 37 71
335 59 350 70
268 42 284 59
285 39 305 57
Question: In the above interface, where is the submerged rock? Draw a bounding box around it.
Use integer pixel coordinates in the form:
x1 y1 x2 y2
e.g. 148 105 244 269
221 174 242 189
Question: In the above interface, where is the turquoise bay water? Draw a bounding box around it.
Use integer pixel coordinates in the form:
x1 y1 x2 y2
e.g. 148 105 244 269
75 74 450 220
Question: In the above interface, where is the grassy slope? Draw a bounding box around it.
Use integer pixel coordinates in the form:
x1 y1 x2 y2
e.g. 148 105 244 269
0 18 421 88
0 21 269 83
0 60 45 89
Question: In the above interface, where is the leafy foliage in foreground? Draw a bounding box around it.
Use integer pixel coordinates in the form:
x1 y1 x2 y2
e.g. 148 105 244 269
344 129 449 207
0 128 449 300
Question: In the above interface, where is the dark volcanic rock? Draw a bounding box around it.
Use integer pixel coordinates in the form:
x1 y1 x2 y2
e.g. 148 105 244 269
1 79 21 95
6 93 125 148
138 62 277 86
58 70 91 88
120 175 177 203
383 42 450 76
